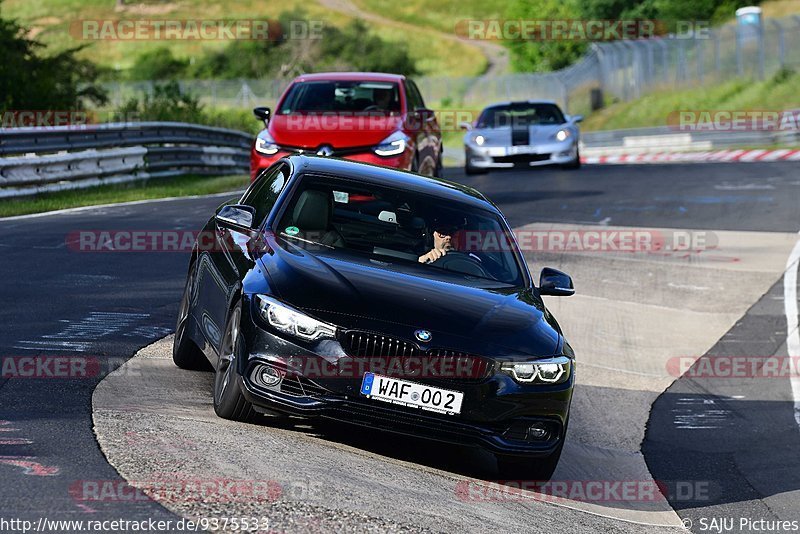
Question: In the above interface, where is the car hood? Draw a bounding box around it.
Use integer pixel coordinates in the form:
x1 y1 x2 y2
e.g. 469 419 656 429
260 237 561 357
467 123 575 146
269 113 402 150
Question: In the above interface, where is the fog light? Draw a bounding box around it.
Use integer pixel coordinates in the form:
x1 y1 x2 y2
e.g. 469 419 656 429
527 424 550 441
251 364 283 388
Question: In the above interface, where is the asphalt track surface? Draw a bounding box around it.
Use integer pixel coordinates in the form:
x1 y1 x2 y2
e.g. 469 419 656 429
0 162 798 532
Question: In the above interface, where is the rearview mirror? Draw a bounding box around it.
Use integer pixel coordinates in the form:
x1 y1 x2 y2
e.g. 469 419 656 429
538 267 575 296
216 204 255 231
253 106 271 126
572 114 584 123
459 121 473 131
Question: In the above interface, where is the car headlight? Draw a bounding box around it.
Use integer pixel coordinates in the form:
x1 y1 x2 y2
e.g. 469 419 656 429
255 132 279 155
474 134 485 146
554 129 571 142
256 295 336 341
373 131 409 157
500 356 571 384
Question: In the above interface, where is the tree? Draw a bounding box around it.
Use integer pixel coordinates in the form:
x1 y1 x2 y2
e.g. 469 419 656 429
0 4 106 112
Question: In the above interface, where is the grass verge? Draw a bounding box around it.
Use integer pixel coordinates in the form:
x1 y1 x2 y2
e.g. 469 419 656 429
583 69 800 131
0 173 248 218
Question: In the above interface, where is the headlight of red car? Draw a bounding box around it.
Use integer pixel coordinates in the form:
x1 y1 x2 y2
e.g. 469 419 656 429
255 131 280 155
373 131 410 157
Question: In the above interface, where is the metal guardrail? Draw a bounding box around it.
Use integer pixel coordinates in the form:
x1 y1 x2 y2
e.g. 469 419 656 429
0 122 251 198
581 124 800 155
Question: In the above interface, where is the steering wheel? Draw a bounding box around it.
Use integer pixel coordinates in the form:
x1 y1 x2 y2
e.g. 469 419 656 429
363 104 380 111
431 251 491 278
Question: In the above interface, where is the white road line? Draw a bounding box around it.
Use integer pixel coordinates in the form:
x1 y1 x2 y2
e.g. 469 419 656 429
785 231 800 430
0 190 245 222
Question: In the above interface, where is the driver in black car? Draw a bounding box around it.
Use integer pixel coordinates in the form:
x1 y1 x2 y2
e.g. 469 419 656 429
418 222 458 264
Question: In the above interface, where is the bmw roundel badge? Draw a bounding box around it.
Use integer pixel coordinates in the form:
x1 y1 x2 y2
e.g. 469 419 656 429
414 329 432 343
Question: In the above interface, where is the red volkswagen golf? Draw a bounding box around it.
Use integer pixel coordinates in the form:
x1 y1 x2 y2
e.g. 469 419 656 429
250 72 442 181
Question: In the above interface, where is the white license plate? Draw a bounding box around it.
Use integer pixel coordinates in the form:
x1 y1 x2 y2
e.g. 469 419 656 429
509 146 538 155
360 373 463 415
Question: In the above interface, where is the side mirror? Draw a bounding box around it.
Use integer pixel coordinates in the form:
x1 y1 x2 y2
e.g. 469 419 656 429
253 106 271 126
216 204 255 231
572 114 584 123
459 121 473 131
538 267 575 296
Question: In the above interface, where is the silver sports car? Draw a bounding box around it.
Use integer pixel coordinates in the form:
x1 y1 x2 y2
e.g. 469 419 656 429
461 100 583 174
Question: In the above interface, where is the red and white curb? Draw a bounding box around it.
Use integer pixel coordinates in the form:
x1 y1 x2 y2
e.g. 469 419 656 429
582 149 800 165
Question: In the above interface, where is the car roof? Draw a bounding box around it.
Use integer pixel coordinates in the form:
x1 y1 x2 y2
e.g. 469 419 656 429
291 72 407 83
483 100 559 108
284 155 496 211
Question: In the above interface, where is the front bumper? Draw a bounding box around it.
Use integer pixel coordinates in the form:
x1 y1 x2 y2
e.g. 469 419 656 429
238 313 573 456
465 141 578 169
251 147 413 181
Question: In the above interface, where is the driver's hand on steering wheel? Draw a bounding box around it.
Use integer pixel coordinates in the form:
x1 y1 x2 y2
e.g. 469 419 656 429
418 247 445 264
420 229 455 264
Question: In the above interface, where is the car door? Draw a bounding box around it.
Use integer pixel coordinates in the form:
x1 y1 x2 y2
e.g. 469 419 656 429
195 163 289 363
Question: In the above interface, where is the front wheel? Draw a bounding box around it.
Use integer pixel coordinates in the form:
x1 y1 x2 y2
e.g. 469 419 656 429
213 303 256 422
562 148 581 170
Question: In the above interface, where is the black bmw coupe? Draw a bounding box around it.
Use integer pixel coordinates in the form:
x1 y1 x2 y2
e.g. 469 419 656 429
173 155 576 479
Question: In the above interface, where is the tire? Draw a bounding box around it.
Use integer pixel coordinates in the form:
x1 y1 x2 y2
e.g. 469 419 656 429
495 438 564 481
434 152 444 178
562 149 581 170
173 266 211 371
213 303 257 422
464 150 487 175
464 162 488 175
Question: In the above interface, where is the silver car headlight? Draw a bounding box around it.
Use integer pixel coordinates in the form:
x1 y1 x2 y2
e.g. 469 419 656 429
554 129 571 142
256 295 336 341
500 356 571 384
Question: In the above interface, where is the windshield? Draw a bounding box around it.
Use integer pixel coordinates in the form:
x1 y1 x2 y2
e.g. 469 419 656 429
477 103 565 128
273 175 525 287
278 81 401 114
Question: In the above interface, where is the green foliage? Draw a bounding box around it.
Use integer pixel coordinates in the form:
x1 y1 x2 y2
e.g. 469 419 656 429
186 14 418 79
504 0 588 72
116 81 204 123
114 81 261 134
316 20 419 75
769 67 795 85
505 0 764 72
188 40 279 79
128 47 189 81
0 3 106 112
